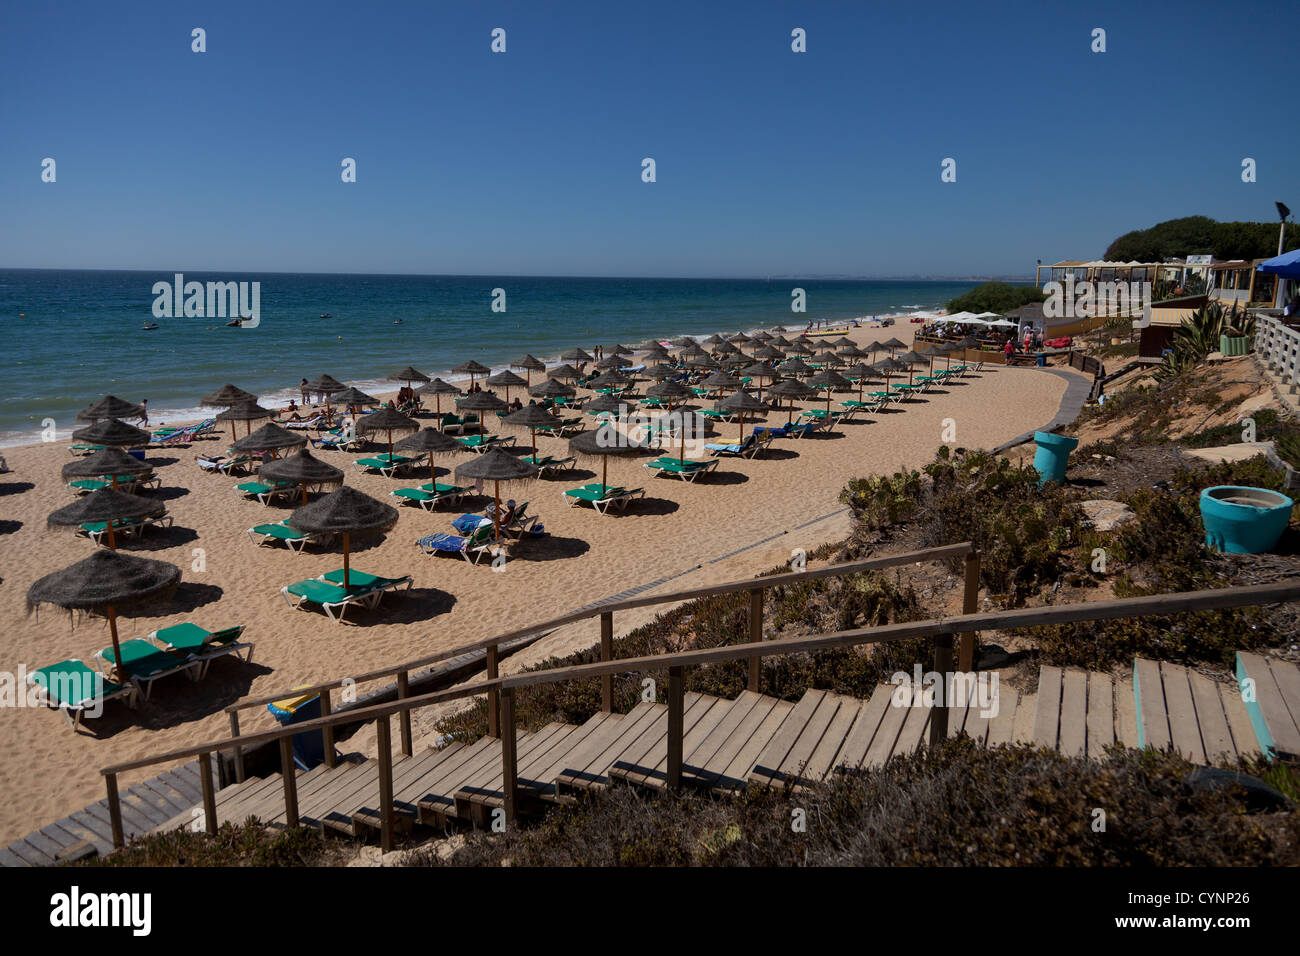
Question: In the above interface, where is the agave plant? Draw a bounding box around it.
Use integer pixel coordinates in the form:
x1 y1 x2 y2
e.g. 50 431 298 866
1156 302 1253 380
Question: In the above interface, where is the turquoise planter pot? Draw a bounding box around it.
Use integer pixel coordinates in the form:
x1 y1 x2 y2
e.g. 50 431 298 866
1032 431 1078 485
1200 486 1293 554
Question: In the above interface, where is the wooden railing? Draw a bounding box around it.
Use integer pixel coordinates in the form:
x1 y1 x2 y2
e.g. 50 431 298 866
220 542 979 781
99 574 1300 852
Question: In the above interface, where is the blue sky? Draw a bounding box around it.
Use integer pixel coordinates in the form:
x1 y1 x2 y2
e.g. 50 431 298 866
1 0 1295 277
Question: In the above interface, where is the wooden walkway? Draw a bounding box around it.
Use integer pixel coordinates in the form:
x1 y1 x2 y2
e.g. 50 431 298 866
11 652 1297 862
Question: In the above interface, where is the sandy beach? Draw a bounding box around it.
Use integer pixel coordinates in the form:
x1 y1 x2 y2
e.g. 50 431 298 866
0 321 1076 844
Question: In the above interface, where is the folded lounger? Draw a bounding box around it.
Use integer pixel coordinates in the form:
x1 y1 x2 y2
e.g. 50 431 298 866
148 623 253 678
643 456 718 481
390 482 470 511
246 520 330 553
93 638 202 701
280 578 382 623
28 659 138 729
416 520 499 564
561 483 645 514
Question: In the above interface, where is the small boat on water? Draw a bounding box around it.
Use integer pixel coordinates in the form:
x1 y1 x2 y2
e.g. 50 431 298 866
142 321 159 331
320 313 332 318
226 317 243 327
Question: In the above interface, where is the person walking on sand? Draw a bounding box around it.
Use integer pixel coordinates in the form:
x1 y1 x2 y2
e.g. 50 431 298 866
300 378 310 405
138 399 149 427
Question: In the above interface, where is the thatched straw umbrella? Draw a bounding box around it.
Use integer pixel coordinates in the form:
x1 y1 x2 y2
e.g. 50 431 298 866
28 549 181 681
288 487 398 589
643 363 678 381
76 395 144 423
528 378 577 405
843 362 881 402
585 393 628 423
776 356 812 377
895 351 929 386
767 377 817 425
594 355 625 371
62 446 153 492
569 424 646 493
830 337 857 349
561 348 594 365
754 345 785 362
717 388 769 444
48 486 166 551
813 350 844 368
230 422 308 459
201 384 257 409
702 370 742 393
806 368 851 416
510 355 546 386
739 362 773 401
585 371 630 394
750 331 773 343
70 419 151 450
216 399 275 440
548 364 581 382
389 366 430 389
329 387 379 431
394 427 466 479
452 360 491 390
304 375 346 403
502 404 562 460
418 378 462 426
356 405 418 460
881 337 907 358
258 448 345 505
485 369 527 404
454 448 538 541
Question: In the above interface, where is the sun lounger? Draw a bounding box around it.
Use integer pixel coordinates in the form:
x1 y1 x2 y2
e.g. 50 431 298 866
198 453 253 475
68 444 104 456
521 455 576 477
390 482 470 511
354 454 417 477
28 659 138 729
246 520 330 552
80 511 173 546
534 416 584 437
454 501 540 538
705 432 772 459
561 483 645 514
416 521 499 564
457 434 515 453
282 414 327 430
439 413 481 434
280 578 382 623
235 479 298 504
148 623 253 678
644 456 718 481
319 568 413 598
93 638 201 701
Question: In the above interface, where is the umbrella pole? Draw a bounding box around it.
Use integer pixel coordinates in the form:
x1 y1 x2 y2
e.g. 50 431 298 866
107 605 124 683
530 427 537 460
428 452 435 480
493 480 501 542
343 532 351 589
230 422 237 442
106 522 117 551
301 484 308 506
436 396 442 429
602 457 608 494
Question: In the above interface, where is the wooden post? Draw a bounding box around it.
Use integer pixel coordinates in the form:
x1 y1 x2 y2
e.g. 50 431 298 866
319 691 336 769
666 666 684 791
279 736 299 829
105 773 124 849
600 611 614 713
958 551 980 672
486 644 500 739
198 751 218 837
929 633 954 747
747 588 764 692
397 670 413 757
228 711 245 783
501 687 518 825
376 715 395 853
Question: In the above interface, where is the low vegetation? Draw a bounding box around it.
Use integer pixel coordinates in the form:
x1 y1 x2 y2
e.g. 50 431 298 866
945 281 1045 315
77 822 339 867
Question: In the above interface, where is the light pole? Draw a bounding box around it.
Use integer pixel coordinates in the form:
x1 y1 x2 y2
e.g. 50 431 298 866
1276 201 1291 309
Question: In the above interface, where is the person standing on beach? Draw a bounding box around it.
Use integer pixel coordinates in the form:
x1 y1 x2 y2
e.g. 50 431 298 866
138 399 149 427
300 378 309 405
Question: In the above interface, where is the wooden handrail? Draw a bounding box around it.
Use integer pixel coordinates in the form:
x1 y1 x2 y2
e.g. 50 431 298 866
223 541 977 715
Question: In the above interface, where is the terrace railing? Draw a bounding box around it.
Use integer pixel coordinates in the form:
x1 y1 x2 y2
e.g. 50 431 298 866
1254 314 1300 393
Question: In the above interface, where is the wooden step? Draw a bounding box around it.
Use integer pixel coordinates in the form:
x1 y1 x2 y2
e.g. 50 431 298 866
748 689 828 787
1135 658 1262 764
556 701 665 793
610 694 729 789
1236 652 1300 760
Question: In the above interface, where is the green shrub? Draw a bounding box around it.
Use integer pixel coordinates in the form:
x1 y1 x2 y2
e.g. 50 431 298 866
79 822 338 867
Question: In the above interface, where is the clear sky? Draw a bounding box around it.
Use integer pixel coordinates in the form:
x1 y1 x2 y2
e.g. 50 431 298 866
1 0 1295 278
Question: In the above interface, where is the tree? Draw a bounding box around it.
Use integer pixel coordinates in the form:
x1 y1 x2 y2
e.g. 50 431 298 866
946 281 1046 314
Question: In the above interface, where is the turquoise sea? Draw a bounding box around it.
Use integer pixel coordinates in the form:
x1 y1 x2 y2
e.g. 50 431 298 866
0 270 979 446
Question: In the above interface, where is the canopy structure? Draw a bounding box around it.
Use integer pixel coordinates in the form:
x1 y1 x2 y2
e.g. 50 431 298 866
230 422 308 457
289 487 399 588
454 448 538 541
48 486 167 551
258 448 345 505
1257 249 1300 279
417 379 463 423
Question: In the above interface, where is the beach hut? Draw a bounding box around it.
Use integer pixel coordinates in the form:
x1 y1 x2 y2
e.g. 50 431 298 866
47 485 167 550
28 549 181 683
454 448 538 541
288 487 399 589
258 448 345 505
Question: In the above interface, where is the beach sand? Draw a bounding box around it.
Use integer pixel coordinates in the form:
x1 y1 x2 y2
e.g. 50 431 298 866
0 321 1077 844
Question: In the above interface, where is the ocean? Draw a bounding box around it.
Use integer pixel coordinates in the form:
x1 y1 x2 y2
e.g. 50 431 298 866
0 270 977 447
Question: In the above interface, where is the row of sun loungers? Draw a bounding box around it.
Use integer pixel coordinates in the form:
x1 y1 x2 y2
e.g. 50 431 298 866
280 570 413 623
28 624 251 729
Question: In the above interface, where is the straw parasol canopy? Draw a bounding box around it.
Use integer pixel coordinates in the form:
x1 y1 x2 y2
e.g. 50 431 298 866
895 350 929 385
671 336 698 348
62 446 153 491
881 337 907 356
28 549 181 680
502 403 562 459
767 377 817 424
216 399 275 439
830 337 857 349
777 356 812 377
388 366 430 387
717 388 769 443
356 405 419 459
258 448 345 505
289 487 399 588
702 370 742 391
739 362 774 400
77 395 144 423
838 346 869 361
457 390 509 415
71 418 151 449
569 423 646 492
643 363 679 380
548 363 581 382
607 344 634 356
528 378 577 402
452 360 492 385
47 486 167 551
585 371 630 391
331 388 380 424
230 422 308 457
305 374 346 398
806 368 851 415
201 384 256 408
585 393 628 419
561 348 594 365
843 362 881 401
750 331 773 343
394 427 467 478
813 350 844 367
642 347 673 364
686 354 718 371
510 355 547 385
703 334 725 345
787 341 814 355
729 332 753 344
594 355 625 370
417 378 463 423
485 370 527 403
771 335 794 347
454 447 538 540
646 380 693 408
754 345 785 361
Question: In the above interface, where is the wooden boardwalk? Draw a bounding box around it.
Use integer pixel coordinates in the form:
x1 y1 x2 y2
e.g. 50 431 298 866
11 652 1297 863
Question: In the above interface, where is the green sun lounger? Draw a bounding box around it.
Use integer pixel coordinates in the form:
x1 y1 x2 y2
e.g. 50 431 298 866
80 512 173 545
354 454 416 477
235 479 298 504
280 578 381 623
457 434 514 452
390 482 469 511
246 520 329 552
644 456 718 481
94 638 201 701
28 659 138 729
320 568 413 597
562 483 645 514
148 623 253 677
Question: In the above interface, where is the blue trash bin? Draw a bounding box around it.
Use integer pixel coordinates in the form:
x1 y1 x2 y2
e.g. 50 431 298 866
1036 353 1046 368
268 692 325 770
1032 431 1078 485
